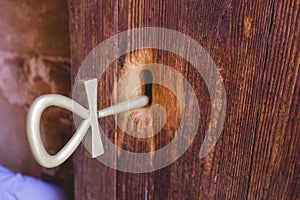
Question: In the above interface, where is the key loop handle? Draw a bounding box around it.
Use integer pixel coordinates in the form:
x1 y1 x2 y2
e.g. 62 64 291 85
26 79 148 168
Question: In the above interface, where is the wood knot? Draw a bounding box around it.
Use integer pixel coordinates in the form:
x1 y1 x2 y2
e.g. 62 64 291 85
244 17 254 37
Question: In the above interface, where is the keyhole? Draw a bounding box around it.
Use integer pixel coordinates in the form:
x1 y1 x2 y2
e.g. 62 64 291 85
143 70 153 105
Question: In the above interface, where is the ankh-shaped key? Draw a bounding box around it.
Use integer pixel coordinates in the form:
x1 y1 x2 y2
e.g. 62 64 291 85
26 79 148 168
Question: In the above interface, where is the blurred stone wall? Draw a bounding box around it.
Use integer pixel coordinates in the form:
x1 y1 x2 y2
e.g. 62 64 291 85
0 0 73 196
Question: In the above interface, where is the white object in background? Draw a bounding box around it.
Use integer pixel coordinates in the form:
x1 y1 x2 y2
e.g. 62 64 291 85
26 79 148 168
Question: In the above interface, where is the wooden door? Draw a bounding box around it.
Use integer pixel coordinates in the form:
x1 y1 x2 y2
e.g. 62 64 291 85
69 0 299 199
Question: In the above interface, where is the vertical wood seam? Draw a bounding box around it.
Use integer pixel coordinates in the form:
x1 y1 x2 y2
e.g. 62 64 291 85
245 1 275 199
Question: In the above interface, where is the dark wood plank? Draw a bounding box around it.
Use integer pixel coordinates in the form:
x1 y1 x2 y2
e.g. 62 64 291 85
116 1 171 199
69 0 118 199
69 0 299 199
247 0 300 199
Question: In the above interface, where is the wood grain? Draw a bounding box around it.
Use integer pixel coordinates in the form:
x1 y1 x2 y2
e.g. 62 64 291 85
69 0 118 199
246 0 300 199
69 0 300 199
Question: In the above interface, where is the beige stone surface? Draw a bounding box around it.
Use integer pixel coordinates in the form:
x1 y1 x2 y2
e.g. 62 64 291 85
0 0 72 196
0 51 72 184
0 0 70 57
